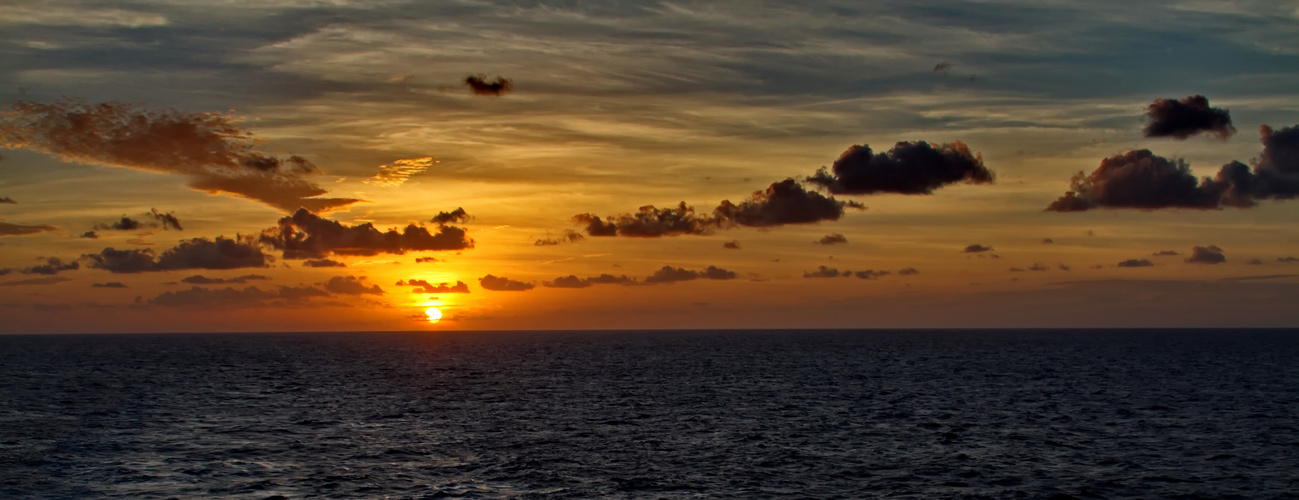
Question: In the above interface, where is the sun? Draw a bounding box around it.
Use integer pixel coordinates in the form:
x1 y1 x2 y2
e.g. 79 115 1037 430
424 307 442 323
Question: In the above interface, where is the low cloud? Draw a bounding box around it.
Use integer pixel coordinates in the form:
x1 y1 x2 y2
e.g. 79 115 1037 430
854 270 891 280
815 233 848 245
1042 238 1054 244
431 208 470 226
1279 257 1299 263
544 273 641 288
367 157 433 187
414 257 442 263
804 265 851 278
81 231 98 239
962 244 993 253
397 279 470 294
180 274 270 285
897 267 919 275
0 222 57 236
259 209 473 259
92 282 127 288
94 209 182 232
0 99 357 212
1186 245 1226 264
479 274 534 291
1029 263 1049 271
324 276 384 295
1153 250 1180 256
303 258 346 268
574 202 715 237
806 141 994 195
0 197 15 204
149 285 330 308
1143 95 1234 139
1247 258 1263 265
465 75 513 96
641 265 737 284
22 257 79 275
82 237 270 273
1118 259 1155 268
722 240 741 249
535 229 585 246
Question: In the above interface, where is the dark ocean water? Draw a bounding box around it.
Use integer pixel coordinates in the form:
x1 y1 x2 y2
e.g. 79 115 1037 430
1 329 1297 499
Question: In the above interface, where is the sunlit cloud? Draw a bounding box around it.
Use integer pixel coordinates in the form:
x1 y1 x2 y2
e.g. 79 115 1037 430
366 157 434 187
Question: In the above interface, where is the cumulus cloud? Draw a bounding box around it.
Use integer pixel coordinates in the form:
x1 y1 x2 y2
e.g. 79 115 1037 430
1186 245 1226 264
1247 258 1263 265
0 222 57 236
92 282 127 288
644 266 698 284
700 265 737 280
324 275 384 295
962 244 993 253
544 273 641 288
0 99 357 212
722 240 741 249
1143 95 1234 139
543 275 591 288
804 265 850 278
22 257 79 275
82 237 270 273
1118 259 1155 268
367 157 433 187
180 274 270 285
397 279 470 294
815 233 848 245
149 285 330 308
303 258 346 267
574 202 716 237
535 229 585 246
259 209 472 259
431 207 470 226
464 74 513 96
806 141 994 195
479 274 534 291
854 270 891 279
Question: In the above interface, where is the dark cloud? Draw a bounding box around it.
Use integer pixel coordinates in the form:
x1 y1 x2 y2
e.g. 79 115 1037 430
1153 250 1180 256
1143 95 1234 139
95 216 145 231
963 244 993 253
22 257 79 275
1118 259 1155 268
92 282 127 288
806 141 994 195
1058 264 1072 271
897 267 919 275
324 276 384 295
804 265 851 278
543 275 591 288
0 197 15 204
0 99 357 212
1029 263 1049 271
1046 150 1220 211
1279 257 1299 263
854 270 891 280
0 277 71 286
259 209 473 259
414 257 442 263
81 231 98 239
933 61 953 73
535 230 585 246
465 75 513 96
722 240 741 249
180 274 270 285
544 273 641 288
479 274 534 291
815 233 848 245
1042 238 1054 244
586 274 639 285
0 222 57 236
574 202 715 237
431 208 470 225
149 209 183 231
1186 245 1226 264
700 265 737 280
714 179 863 227
303 258 346 267
149 285 329 308
397 279 470 294
82 237 270 273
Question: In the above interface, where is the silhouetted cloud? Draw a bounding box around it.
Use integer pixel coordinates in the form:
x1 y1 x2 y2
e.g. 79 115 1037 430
0 197 15 204
464 74 513 96
92 282 127 288
933 61 953 73
82 237 270 273
644 266 696 284
1118 259 1155 268
543 273 641 288
574 202 716 237
303 258 346 267
0 222 57 236
854 270 891 279
324 276 384 295
806 141 993 195
259 209 473 259
180 274 270 285
414 257 442 263
700 265 737 280
367 157 433 186
1029 263 1049 271
1144 95 1234 139
479 274 534 291
22 257 78 275
962 244 993 253
1042 238 1054 244
148 209 183 231
396 279 470 294
1153 250 1180 256
0 99 357 212
722 240 741 249
588 273 639 285
0 277 71 286
897 267 919 275
81 231 98 239
431 207 470 225
535 229 585 246
1046 150 1220 211
815 233 848 245
714 179 863 227
1247 258 1263 265
803 265 850 278
1186 245 1226 264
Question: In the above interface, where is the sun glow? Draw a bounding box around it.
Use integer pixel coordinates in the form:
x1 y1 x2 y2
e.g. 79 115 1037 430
425 307 443 323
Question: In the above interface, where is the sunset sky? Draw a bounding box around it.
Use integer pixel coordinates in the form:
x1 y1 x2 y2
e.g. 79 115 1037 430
2 0 1298 333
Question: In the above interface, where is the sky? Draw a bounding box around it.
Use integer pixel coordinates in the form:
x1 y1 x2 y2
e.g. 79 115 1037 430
2 0 1298 333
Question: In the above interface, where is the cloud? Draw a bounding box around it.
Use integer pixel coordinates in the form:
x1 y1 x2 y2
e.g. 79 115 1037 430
149 209 183 231
962 244 993 253
1186 245 1226 264
324 276 384 295
149 285 329 308
1143 95 1234 139
0 222 57 236
1009 267 1026 272
815 233 848 245
1280 257 1299 263
0 197 14 204
303 258 346 267
806 141 994 195
464 74 513 96
897 267 919 275
804 265 850 278
82 237 270 273
543 275 591 288
933 61 953 72
479 274 534 291
0 99 357 212
543 273 640 288
854 270 891 279
1118 259 1155 268
0 277 71 286
22 257 79 275
1042 238 1054 244
535 229 585 246
81 231 98 239
259 208 473 259
92 282 127 288
95 210 182 232
644 266 696 284
431 207 470 226
722 240 741 249
1028 263 1049 271
397 279 470 294
1153 250 1180 256
574 202 716 237
1045 150 1221 211
714 179 863 228
414 257 442 263
180 274 271 285
367 157 433 187
700 265 737 280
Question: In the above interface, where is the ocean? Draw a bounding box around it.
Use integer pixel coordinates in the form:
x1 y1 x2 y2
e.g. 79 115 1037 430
1 329 1296 499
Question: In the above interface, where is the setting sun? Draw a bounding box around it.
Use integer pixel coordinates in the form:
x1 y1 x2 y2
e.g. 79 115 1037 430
425 307 442 323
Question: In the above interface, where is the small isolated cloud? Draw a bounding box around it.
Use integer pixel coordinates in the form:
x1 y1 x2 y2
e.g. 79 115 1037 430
1186 245 1226 264
259 209 473 259
806 141 994 195
1247 258 1263 265
1058 263 1072 271
0 197 15 204
92 282 127 288
804 265 850 278
535 229 585 246
544 273 640 288
180 274 270 285
722 240 741 249
815 233 848 245
0 221 57 236
431 208 470 226
1118 259 1155 268
1029 263 1049 271
303 258 346 268
574 202 715 237
962 244 993 253
397 279 470 294
897 267 919 275
324 276 383 295
479 274 534 291
1042 238 1054 244
1279 257 1299 263
1153 250 1180 256
82 237 270 273
367 157 433 187
714 179 863 228
22 257 78 275
1144 95 1234 139
81 231 98 239
414 257 442 263
854 270 891 280
465 74 513 96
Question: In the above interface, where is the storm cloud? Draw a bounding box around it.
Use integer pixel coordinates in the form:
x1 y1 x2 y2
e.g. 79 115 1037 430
479 274 534 291
806 141 994 195
259 209 473 259
1143 95 1234 139
82 237 270 273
